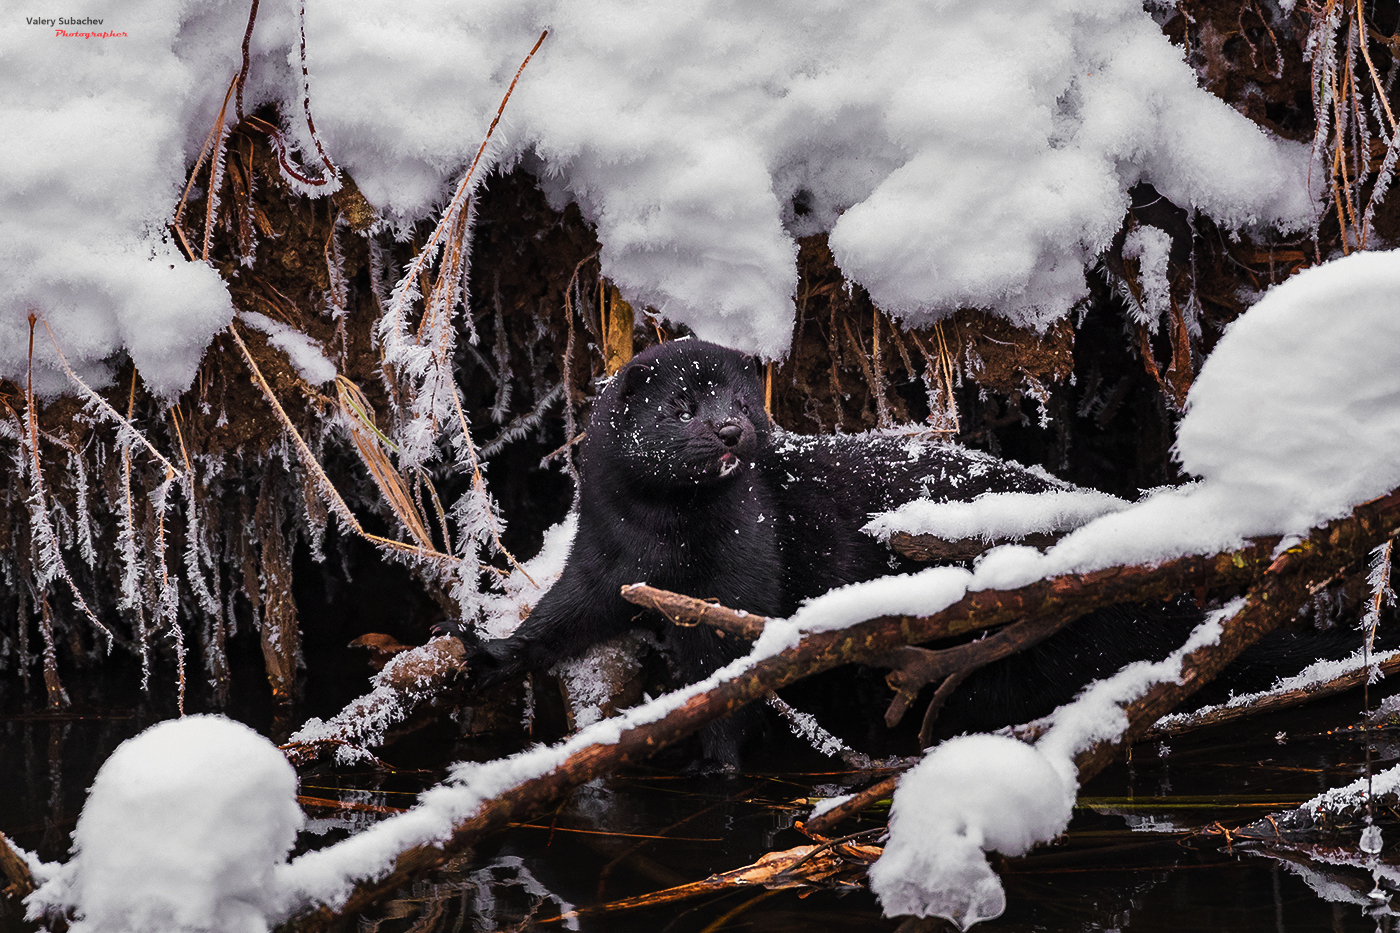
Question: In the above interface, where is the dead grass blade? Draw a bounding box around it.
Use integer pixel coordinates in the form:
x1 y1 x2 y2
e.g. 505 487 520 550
227 322 458 567
335 376 436 550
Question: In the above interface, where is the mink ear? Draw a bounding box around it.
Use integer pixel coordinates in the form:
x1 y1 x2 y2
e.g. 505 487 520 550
619 362 653 397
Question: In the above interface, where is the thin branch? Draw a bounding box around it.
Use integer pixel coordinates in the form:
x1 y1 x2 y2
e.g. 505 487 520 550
1144 650 1400 741
621 583 768 639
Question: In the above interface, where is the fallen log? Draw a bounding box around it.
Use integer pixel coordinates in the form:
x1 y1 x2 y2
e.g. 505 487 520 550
283 489 1400 929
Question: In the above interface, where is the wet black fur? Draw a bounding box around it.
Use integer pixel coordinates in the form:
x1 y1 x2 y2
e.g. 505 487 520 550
468 339 1060 763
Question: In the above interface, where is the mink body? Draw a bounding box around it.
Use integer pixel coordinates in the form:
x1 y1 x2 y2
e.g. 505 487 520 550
468 339 1058 763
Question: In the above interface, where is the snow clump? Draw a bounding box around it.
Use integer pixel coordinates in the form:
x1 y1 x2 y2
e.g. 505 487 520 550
28 715 303 933
6 0 1314 394
864 488 1129 545
868 735 1075 929
1 0 296 398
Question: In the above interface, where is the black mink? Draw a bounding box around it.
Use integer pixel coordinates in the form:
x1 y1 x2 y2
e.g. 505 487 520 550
465 338 1060 763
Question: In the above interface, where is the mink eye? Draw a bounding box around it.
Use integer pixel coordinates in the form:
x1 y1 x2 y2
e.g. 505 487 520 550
678 411 692 423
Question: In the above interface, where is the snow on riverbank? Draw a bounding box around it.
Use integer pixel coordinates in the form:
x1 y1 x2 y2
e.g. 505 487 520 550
5 0 1312 395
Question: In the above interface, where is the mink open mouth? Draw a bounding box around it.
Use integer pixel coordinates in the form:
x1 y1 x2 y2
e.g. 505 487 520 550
718 453 740 478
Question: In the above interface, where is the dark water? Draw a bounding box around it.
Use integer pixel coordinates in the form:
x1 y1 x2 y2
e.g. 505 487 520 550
4 671 1399 933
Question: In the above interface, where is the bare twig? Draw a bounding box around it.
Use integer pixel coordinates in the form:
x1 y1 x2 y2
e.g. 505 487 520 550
621 583 768 639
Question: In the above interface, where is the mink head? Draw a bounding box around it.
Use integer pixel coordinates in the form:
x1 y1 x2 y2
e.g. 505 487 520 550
582 339 771 493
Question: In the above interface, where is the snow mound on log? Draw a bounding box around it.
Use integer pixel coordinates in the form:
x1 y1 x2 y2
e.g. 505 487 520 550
863 488 1129 545
5 0 1313 393
869 735 1074 929
1174 249 1400 536
27 715 302 933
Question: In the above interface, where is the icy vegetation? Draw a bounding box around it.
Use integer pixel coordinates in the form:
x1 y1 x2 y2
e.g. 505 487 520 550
27 716 302 933
4 0 1315 395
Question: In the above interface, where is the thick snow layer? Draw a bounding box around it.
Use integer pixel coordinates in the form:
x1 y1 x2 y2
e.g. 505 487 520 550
1 0 298 398
8 0 1312 395
863 488 1129 545
869 735 1075 929
298 0 1312 352
1174 250 1400 538
27 715 302 933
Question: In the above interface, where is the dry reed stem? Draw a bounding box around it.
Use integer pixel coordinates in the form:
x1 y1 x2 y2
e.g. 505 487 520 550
870 308 891 427
336 376 436 549
121 371 153 687
202 79 235 261
393 30 547 310
227 321 460 567
173 72 240 262
558 250 599 484
1358 0 1396 134
446 366 533 583
907 325 960 434
292 0 339 184
154 462 186 715
373 32 546 581
35 588 68 710
22 317 109 639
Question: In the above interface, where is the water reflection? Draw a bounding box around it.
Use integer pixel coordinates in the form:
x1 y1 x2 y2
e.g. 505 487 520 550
6 677 1400 931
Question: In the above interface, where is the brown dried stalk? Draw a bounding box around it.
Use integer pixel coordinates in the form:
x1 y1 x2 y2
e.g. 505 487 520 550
173 72 240 262
335 376 436 550
227 321 459 568
0 830 35 906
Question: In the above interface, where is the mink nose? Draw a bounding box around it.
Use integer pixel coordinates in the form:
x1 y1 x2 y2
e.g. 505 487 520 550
715 420 743 447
